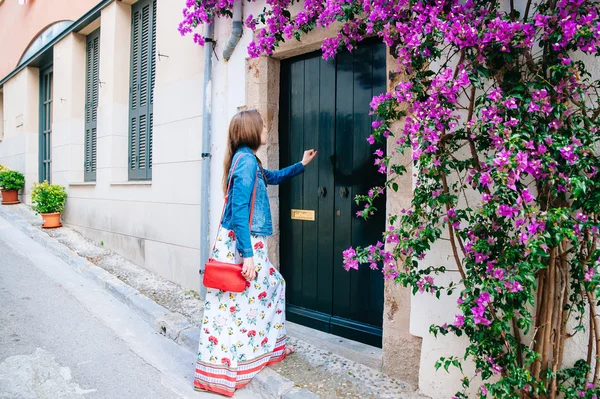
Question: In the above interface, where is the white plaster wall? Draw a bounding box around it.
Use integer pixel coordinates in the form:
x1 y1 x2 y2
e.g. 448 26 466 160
0 67 39 203
58 0 206 291
52 32 87 188
207 9 254 257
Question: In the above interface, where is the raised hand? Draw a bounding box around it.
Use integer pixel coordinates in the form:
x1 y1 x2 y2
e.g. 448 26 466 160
301 149 318 166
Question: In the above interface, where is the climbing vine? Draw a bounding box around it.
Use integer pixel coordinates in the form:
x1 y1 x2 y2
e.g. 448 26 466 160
180 1 600 397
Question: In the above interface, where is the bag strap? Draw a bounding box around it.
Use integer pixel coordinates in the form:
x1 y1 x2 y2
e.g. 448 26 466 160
210 153 258 254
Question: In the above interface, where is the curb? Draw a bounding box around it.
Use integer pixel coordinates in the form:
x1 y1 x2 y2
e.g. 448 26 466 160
0 206 318 399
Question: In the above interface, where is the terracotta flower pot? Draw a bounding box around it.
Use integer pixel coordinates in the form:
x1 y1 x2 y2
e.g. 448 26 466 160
41 212 62 229
1 189 20 205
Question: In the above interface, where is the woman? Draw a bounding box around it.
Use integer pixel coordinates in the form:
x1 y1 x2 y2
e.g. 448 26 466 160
194 110 317 396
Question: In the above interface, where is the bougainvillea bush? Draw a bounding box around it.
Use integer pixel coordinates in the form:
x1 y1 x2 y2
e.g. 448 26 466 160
180 0 600 397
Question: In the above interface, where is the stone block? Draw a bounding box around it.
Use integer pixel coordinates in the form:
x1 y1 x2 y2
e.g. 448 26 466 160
177 327 201 354
248 367 295 399
125 291 169 330
282 387 321 399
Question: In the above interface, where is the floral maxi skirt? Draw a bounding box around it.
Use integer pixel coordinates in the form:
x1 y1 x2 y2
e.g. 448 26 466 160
194 227 287 396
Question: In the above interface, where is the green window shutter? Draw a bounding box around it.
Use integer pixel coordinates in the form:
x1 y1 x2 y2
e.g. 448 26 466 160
128 0 156 180
84 29 100 182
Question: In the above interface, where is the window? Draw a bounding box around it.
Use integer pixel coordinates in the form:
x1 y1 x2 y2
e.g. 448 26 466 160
128 0 156 180
84 29 100 182
19 21 73 67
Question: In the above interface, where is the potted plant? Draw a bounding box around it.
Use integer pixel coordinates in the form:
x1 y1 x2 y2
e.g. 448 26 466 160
0 169 25 205
31 181 67 228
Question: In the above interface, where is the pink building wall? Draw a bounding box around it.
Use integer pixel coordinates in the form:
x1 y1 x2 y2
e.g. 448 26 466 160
0 0 98 80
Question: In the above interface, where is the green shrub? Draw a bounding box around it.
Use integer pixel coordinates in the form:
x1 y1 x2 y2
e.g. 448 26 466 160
0 170 25 191
31 181 67 214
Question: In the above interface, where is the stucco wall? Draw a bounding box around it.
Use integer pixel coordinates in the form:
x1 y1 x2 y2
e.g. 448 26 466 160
51 32 87 188
0 0 98 81
0 67 39 203
52 0 206 291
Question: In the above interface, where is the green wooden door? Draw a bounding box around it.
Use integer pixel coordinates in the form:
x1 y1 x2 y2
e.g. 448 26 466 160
280 42 387 347
39 66 53 183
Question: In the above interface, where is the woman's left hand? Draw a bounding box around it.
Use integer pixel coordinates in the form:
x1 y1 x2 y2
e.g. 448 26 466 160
301 149 318 166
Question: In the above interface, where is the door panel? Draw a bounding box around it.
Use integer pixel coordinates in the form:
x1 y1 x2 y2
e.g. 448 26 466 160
280 41 386 347
316 57 336 317
286 59 305 311
301 55 320 313
331 49 354 324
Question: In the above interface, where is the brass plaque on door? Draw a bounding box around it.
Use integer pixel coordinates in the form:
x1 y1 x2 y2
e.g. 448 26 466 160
291 209 316 221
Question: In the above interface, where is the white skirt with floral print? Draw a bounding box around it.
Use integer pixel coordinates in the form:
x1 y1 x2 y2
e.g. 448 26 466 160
194 226 287 396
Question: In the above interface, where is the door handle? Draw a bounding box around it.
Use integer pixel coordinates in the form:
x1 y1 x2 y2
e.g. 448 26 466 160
317 187 327 198
339 187 349 198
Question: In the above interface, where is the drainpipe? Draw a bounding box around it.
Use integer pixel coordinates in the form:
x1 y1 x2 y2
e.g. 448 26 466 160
199 22 214 300
222 0 243 61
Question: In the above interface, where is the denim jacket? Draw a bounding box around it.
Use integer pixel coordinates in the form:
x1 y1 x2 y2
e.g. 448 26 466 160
221 146 304 258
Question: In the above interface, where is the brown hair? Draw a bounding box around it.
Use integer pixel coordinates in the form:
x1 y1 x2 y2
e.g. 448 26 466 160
222 110 264 194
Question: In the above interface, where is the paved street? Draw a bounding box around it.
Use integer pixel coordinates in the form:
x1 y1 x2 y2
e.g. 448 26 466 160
0 216 259 399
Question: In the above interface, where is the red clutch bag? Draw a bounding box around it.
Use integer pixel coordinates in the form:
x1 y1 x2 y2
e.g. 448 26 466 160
203 260 246 293
203 154 258 293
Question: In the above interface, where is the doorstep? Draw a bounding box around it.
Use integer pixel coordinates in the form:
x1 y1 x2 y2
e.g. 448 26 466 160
0 204 428 399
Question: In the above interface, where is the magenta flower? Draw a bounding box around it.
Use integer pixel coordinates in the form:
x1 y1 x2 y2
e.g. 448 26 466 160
502 97 518 109
454 315 465 327
521 188 535 204
475 253 488 263
505 281 524 293
492 268 505 280
479 172 492 188
416 279 426 293
493 149 511 168
321 36 340 60
497 204 518 218
343 248 358 271
488 358 503 374
560 145 578 164
386 233 400 244
487 88 503 102
528 102 540 113
532 89 548 101
477 292 491 306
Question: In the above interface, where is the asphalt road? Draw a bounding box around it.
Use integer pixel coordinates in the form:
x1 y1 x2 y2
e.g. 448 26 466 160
0 216 259 399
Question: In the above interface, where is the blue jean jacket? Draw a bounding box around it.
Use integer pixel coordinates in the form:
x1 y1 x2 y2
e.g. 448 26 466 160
221 146 304 258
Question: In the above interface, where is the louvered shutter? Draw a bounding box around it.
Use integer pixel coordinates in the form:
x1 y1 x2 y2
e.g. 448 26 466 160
128 0 156 180
84 29 100 182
